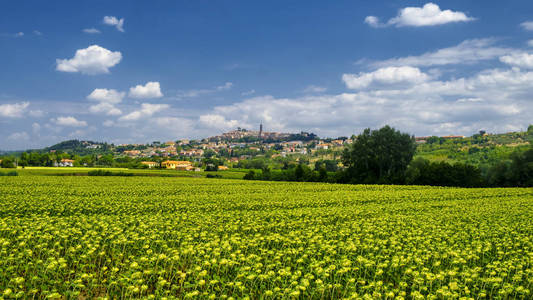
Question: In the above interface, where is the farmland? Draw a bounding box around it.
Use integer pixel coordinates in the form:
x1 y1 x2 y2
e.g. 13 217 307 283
0 176 532 299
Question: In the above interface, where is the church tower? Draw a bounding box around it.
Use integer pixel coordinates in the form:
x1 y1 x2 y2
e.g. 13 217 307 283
259 122 263 138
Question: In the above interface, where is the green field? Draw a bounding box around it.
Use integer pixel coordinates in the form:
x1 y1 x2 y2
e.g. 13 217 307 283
11 167 247 179
0 176 532 299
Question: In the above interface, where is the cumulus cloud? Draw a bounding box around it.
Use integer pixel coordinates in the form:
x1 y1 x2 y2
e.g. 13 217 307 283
364 16 382 28
103 16 124 32
51 116 88 127
0 102 30 118
199 114 240 130
153 116 194 128
198 67 533 137
342 66 429 90
33 30 42 36
88 103 122 116
128 82 163 99
83 28 101 34
87 88 125 104
369 39 511 68
520 21 533 31
499 52 533 69
87 88 125 116
119 103 169 121
56 45 122 75
366 3 474 28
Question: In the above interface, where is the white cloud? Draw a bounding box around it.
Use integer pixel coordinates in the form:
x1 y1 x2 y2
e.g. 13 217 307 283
176 82 233 98
153 116 193 128
56 45 122 75
87 88 125 116
7 131 29 141
370 39 511 68
128 82 163 99
199 114 240 130
216 82 233 91
303 85 327 93
366 3 474 28
499 52 533 69
103 16 124 32
342 66 429 89
528 40 533 48
51 116 87 127
89 102 122 116
33 30 42 36
29 110 45 117
15 32 24 37
119 103 169 121
241 89 256 96
87 88 125 104
83 28 101 34
520 21 533 31
198 67 533 137
364 16 382 28
0 102 29 118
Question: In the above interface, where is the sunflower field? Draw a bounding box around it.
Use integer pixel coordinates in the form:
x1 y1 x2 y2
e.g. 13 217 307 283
0 176 532 299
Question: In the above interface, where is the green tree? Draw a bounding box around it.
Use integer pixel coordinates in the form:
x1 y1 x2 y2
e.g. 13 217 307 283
341 125 416 184
1 157 15 168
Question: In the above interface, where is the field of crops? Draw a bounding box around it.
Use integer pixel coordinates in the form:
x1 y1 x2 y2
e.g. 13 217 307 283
12 167 247 179
0 176 532 299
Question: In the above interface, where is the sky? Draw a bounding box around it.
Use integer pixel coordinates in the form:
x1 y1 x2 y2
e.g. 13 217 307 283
1 1 533 150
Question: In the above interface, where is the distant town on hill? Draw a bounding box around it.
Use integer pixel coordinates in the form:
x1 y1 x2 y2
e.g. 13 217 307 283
1 125 532 173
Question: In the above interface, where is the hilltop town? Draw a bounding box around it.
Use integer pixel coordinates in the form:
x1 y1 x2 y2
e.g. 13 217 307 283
2 124 531 173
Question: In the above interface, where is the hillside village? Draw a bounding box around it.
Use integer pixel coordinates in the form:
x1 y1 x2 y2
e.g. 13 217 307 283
2 125 532 172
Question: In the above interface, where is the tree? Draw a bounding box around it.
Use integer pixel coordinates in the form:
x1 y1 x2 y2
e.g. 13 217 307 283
341 125 416 184
243 170 256 180
486 146 533 187
406 158 484 187
1 157 15 168
294 164 305 181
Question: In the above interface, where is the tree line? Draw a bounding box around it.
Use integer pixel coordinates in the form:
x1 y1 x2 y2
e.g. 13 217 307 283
245 125 533 187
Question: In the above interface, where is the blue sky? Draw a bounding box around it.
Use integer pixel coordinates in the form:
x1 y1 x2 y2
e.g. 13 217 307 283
1 1 533 150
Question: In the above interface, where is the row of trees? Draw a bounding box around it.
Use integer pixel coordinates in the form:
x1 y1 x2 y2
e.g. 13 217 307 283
245 125 532 187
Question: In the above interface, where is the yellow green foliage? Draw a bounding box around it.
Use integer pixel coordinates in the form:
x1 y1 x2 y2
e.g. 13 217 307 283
0 177 532 299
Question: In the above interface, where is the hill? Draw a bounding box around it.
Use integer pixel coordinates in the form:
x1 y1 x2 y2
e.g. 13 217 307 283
415 128 533 170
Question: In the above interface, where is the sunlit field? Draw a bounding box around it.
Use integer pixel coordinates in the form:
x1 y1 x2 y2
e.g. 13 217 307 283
0 176 532 299
13 166 247 179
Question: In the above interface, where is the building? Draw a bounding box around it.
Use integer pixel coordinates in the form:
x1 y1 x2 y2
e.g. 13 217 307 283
218 165 229 171
123 150 141 157
141 161 158 168
315 143 330 150
161 160 193 170
56 159 74 167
